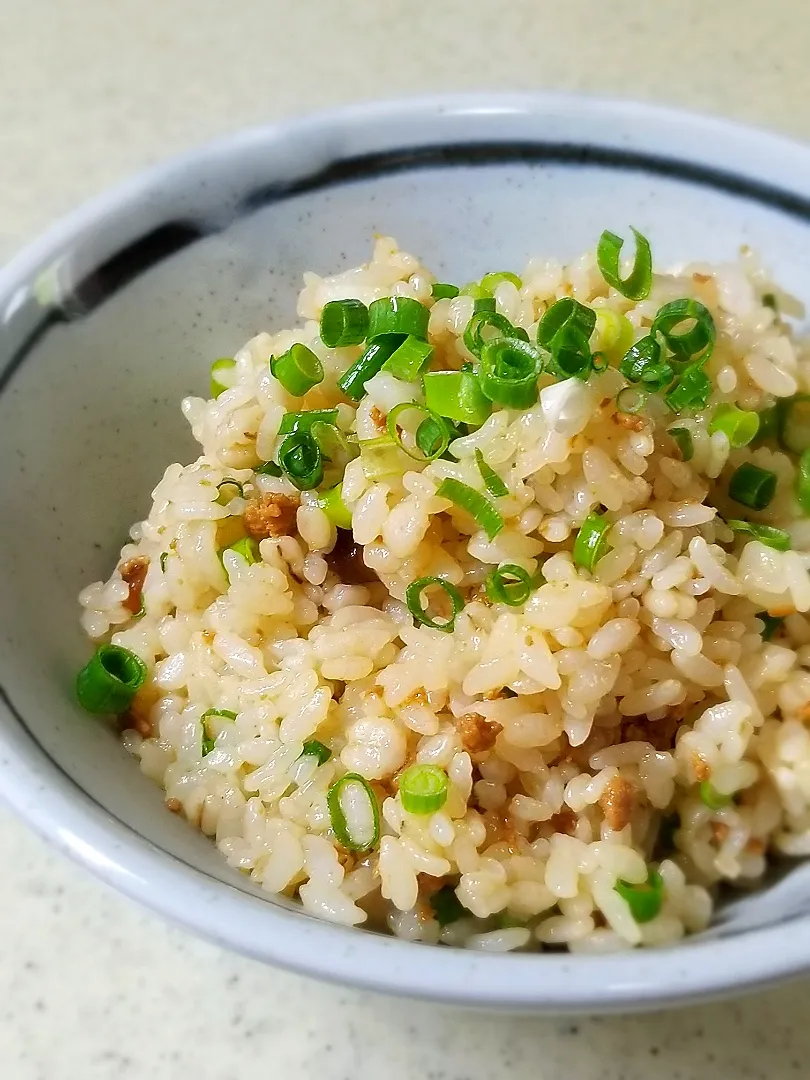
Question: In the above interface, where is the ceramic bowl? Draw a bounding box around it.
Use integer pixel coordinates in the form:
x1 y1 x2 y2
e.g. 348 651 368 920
3 93 810 1012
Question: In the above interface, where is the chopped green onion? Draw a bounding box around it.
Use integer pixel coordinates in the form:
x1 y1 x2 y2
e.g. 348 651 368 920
423 370 492 426
399 764 449 814
619 335 673 391
223 536 260 566
327 773 380 851
486 564 533 606
699 780 732 810
594 308 635 359
481 271 523 292
757 612 783 641
435 478 504 540
417 415 452 460
201 729 216 756
474 448 508 497
216 478 244 504
474 296 496 313
463 310 528 358
358 436 408 480
478 338 543 408
762 292 777 311
319 299 369 348
210 357 235 398
668 427 694 461
729 463 777 511
726 519 790 551
664 363 712 413
255 460 282 477
597 227 653 301
367 296 429 341
753 405 779 446
301 739 332 764
318 483 353 529
614 868 664 923
405 576 465 632
201 708 238 722
591 351 609 373
708 403 760 448
431 283 460 300
430 885 465 926
573 512 612 572
277 430 323 491
652 299 716 363
159 552 169 573
270 344 324 397
537 298 596 349
615 386 647 414
76 644 147 715
797 449 810 514
459 281 489 301
338 337 404 401
278 409 339 435
380 335 435 380
386 402 450 462
777 394 810 455
547 325 593 380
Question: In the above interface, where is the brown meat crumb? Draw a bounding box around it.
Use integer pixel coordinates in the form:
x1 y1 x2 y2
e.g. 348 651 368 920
712 821 730 844
165 797 183 814
244 493 299 540
418 874 448 898
120 683 161 738
614 411 646 432
325 530 378 585
548 807 577 835
746 837 765 856
621 713 682 753
482 810 520 851
369 406 387 434
119 556 149 614
692 751 711 782
692 272 712 284
456 713 502 754
599 777 637 831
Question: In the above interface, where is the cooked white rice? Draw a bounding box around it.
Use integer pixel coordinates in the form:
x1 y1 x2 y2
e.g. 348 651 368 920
77 235 810 952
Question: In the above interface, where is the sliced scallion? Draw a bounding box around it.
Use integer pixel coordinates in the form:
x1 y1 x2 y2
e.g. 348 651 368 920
729 463 777 511
614 868 664 923
327 773 380 851
777 394 810 455
475 448 508 497
301 739 332 764
485 564 533 606
699 780 732 811
338 337 403 401
216 478 244 504
210 357 236 398
159 552 169 573
318 483 353 529
726 519 790 551
200 708 236 757
76 644 147 715
430 885 465 926
270 344 324 397
619 335 673 391
416 415 452 460
615 386 647 414
664 364 712 413
423 370 492 426
201 708 238 722
474 296 496 313
573 512 611 572
757 612 783 641
463 310 528 359
319 299 369 348
358 436 408 480
278 430 323 490
399 764 449 814
668 427 694 461
223 536 260 566
278 409 339 435
481 271 522 292
436 477 504 540
380 335 435 381
255 460 282 477
708 403 760 448
652 298 716 363
367 296 429 341
405 576 465 633
386 402 450 462
537 298 596 350
597 227 653 301
431 282 460 300
797 449 810 514
478 337 543 408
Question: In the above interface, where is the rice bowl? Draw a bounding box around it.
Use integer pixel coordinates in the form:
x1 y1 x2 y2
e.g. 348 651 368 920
75 229 810 955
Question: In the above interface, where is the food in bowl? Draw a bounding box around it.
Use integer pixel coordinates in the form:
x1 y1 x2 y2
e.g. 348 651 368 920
76 231 810 953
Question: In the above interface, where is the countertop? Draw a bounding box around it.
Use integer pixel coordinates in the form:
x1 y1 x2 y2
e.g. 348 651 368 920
4 1 810 1076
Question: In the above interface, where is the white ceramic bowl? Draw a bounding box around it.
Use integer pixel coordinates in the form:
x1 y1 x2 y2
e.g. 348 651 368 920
3 93 810 1012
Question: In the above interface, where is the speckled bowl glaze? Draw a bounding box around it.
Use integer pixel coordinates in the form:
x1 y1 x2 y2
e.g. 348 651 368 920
3 94 810 1012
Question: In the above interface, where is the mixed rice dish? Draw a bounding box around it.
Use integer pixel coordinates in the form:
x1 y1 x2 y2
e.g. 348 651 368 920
77 230 810 953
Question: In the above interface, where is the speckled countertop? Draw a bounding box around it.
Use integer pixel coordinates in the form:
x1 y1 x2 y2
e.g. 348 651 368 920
4 2 810 1076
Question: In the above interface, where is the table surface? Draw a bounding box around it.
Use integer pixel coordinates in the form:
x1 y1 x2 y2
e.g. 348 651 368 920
5 1 810 1076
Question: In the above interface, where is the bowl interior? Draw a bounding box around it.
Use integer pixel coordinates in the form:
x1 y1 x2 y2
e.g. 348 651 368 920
4 97 810 1001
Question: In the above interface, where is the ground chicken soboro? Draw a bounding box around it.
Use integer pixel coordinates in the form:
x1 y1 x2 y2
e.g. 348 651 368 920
243 493 298 539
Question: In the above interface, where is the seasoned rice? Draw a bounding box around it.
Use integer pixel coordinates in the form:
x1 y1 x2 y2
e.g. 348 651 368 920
77 235 810 952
